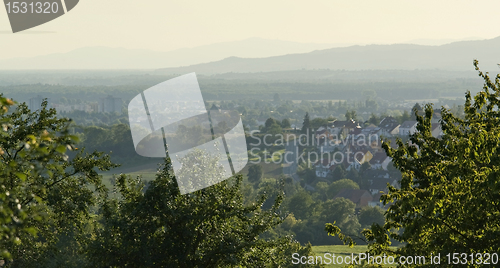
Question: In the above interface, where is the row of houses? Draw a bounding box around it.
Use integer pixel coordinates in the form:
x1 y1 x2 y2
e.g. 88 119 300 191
314 118 393 178
314 118 444 177
318 116 442 144
312 115 443 209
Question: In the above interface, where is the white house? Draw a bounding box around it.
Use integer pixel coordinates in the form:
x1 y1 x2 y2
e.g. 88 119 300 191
399 120 418 136
378 116 400 137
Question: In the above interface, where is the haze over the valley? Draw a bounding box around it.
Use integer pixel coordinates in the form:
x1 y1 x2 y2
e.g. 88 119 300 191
1 0 500 71
1 36 498 74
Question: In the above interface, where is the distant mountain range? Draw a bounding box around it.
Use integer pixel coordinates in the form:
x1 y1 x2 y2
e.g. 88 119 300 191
155 37 500 75
0 37 498 73
0 38 340 70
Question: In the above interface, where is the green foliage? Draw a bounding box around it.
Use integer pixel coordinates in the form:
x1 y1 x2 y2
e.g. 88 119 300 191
0 100 117 265
83 123 135 158
87 150 317 267
280 185 363 246
367 113 380 125
346 168 359 182
325 223 355 248
0 97 325 267
326 61 500 267
286 189 315 220
328 165 346 181
281 118 292 128
265 117 278 128
315 181 329 201
358 206 385 229
326 179 359 199
261 117 283 135
320 198 360 236
247 164 263 183
302 112 311 134
297 161 316 184
400 110 411 123
268 124 283 136
310 118 328 129
345 110 357 121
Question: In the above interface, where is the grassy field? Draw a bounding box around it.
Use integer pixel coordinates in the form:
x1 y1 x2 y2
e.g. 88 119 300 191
239 162 283 178
311 245 397 267
100 160 161 189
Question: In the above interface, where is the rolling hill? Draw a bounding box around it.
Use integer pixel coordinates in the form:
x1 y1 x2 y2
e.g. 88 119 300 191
154 37 500 74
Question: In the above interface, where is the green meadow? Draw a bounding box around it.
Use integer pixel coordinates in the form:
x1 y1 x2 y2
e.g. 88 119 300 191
311 245 398 267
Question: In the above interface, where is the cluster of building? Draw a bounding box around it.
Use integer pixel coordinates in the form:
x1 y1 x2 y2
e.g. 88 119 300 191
313 113 443 209
28 95 123 114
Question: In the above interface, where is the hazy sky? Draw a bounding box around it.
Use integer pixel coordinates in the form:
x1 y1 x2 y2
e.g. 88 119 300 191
1 0 500 60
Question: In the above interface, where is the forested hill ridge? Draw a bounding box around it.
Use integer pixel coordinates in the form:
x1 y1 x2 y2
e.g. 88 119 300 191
155 36 500 74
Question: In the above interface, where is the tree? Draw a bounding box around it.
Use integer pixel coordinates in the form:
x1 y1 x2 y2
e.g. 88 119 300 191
358 206 385 229
359 162 371 175
411 102 423 120
326 179 359 199
320 198 360 237
400 109 411 123
86 151 318 267
327 61 500 265
345 110 357 121
346 168 359 182
0 100 117 265
281 118 291 128
285 189 314 220
268 124 283 136
367 113 379 125
247 164 263 183
301 112 310 134
297 161 316 184
310 118 328 129
265 117 277 129
328 165 346 181
315 181 329 201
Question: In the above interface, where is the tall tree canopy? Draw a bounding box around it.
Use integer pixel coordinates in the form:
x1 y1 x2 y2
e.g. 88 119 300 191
0 100 117 265
87 151 319 267
0 99 320 267
327 61 500 266
247 164 263 183
301 112 311 134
